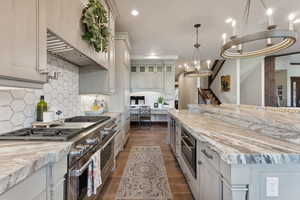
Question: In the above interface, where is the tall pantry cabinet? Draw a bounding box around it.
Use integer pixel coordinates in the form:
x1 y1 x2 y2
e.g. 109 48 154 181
109 32 131 157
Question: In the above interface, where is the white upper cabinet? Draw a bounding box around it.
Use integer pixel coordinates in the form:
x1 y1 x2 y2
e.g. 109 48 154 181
130 61 176 95
46 0 110 69
0 0 47 89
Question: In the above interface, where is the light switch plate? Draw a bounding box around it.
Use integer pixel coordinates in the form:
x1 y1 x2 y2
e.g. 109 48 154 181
266 177 279 197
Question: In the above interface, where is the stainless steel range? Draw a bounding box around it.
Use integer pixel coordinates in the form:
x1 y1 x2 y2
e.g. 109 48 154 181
0 115 119 200
66 116 119 200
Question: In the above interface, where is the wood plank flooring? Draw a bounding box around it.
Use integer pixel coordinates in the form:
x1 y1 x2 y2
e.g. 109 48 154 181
97 124 194 200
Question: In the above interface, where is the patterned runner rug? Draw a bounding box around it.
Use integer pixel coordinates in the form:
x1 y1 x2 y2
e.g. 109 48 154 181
116 146 172 200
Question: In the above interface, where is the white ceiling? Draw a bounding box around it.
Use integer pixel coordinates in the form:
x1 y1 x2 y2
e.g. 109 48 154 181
115 0 300 64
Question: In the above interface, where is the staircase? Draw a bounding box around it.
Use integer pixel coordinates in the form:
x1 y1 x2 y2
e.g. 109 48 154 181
198 59 225 105
198 88 221 105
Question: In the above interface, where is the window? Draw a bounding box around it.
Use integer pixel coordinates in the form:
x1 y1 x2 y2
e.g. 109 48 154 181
156 65 163 72
148 66 154 72
140 65 146 72
131 66 137 72
166 66 172 72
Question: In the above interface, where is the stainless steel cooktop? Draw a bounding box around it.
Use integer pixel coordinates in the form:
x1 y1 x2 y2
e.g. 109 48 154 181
0 116 111 141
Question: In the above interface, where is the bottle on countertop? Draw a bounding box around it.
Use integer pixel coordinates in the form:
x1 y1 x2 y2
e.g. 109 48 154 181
37 95 48 121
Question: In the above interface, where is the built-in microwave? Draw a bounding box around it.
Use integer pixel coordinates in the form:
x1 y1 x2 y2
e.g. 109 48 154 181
181 128 197 178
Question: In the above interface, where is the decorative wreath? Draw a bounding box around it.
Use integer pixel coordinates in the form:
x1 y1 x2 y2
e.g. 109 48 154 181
81 0 110 53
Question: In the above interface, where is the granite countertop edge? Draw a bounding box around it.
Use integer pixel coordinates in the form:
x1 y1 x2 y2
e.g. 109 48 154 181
168 110 300 166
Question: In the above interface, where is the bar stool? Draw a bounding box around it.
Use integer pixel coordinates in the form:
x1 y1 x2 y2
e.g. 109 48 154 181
139 106 151 129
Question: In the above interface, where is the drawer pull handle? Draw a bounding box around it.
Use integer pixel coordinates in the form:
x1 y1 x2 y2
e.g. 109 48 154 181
201 149 213 160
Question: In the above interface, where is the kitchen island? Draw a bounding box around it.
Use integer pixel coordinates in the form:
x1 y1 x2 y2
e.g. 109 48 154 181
168 105 300 200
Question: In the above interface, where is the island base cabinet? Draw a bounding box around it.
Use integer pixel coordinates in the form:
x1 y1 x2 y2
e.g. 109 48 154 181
0 167 46 200
0 156 68 200
199 160 221 200
252 168 300 200
177 154 199 199
52 178 66 200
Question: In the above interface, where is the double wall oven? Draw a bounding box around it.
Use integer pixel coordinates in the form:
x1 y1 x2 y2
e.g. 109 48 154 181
181 127 197 178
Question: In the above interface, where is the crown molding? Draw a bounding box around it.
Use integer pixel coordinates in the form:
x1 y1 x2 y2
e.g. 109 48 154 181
131 55 179 60
106 0 119 19
115 32 131 50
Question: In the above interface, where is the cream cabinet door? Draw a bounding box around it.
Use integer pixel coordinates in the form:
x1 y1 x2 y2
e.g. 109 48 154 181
199 160 221 200
164 65 175 95
108 11 116 93
0 0 46 84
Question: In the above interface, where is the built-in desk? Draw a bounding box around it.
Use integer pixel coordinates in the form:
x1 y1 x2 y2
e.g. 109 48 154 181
130 107 169 122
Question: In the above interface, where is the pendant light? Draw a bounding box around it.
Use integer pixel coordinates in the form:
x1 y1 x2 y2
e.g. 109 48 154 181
185 24 213 77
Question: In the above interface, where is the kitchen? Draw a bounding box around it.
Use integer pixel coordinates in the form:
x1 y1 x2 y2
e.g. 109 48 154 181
1 0 300 200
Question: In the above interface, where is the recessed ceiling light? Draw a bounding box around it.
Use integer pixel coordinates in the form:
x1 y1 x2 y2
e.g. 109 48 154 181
266 8 273 16
289 13 296 21
225 18 233 23
222 33 227 39
131 10 139 16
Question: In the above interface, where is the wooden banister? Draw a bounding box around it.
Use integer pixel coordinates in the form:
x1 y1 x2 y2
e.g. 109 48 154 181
209 60 226 87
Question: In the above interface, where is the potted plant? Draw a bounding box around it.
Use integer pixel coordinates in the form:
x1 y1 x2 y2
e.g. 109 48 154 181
157 97 164 109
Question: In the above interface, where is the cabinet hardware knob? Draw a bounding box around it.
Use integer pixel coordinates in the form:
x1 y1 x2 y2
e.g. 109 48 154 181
198 160 202 165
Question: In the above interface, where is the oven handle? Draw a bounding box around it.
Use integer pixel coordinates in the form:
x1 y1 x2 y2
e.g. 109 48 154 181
182 135 195 146
104 124 118 131
201 149 213 160
69 160 93 177
181 138 194 152
101 129 120 150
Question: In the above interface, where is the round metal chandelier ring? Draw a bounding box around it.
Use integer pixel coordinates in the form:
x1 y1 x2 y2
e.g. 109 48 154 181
220 29 297 59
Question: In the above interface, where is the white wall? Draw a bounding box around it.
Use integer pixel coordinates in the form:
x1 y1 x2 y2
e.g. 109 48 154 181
210 57 264 106
178 73 198 109
240 57 264 106
211 59 238 104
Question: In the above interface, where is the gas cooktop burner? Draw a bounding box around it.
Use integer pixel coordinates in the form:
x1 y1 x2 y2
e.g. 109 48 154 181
0 116 112 141
64 116 111 123
0 128 83 141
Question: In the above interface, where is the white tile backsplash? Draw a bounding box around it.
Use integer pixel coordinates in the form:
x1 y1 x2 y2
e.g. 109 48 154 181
0 54 109 135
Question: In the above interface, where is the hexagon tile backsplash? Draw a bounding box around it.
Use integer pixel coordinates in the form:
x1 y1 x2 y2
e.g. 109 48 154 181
0 54 107 135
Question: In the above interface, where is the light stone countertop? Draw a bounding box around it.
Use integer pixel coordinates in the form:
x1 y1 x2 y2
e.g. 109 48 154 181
168 109 300 165
0 141 72 195
0 112 120 195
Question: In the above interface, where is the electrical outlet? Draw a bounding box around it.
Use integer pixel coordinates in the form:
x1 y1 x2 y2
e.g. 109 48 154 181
266 177 279 197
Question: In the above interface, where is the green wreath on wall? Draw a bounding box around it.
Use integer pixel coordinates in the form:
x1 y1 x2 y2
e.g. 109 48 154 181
81 0 110 53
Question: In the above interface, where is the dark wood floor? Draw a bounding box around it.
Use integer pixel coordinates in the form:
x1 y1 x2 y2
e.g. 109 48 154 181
98 124 194 200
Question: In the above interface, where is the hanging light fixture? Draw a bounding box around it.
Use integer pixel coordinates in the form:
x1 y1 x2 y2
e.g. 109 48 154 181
220 0 298 59
185 24 213 77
